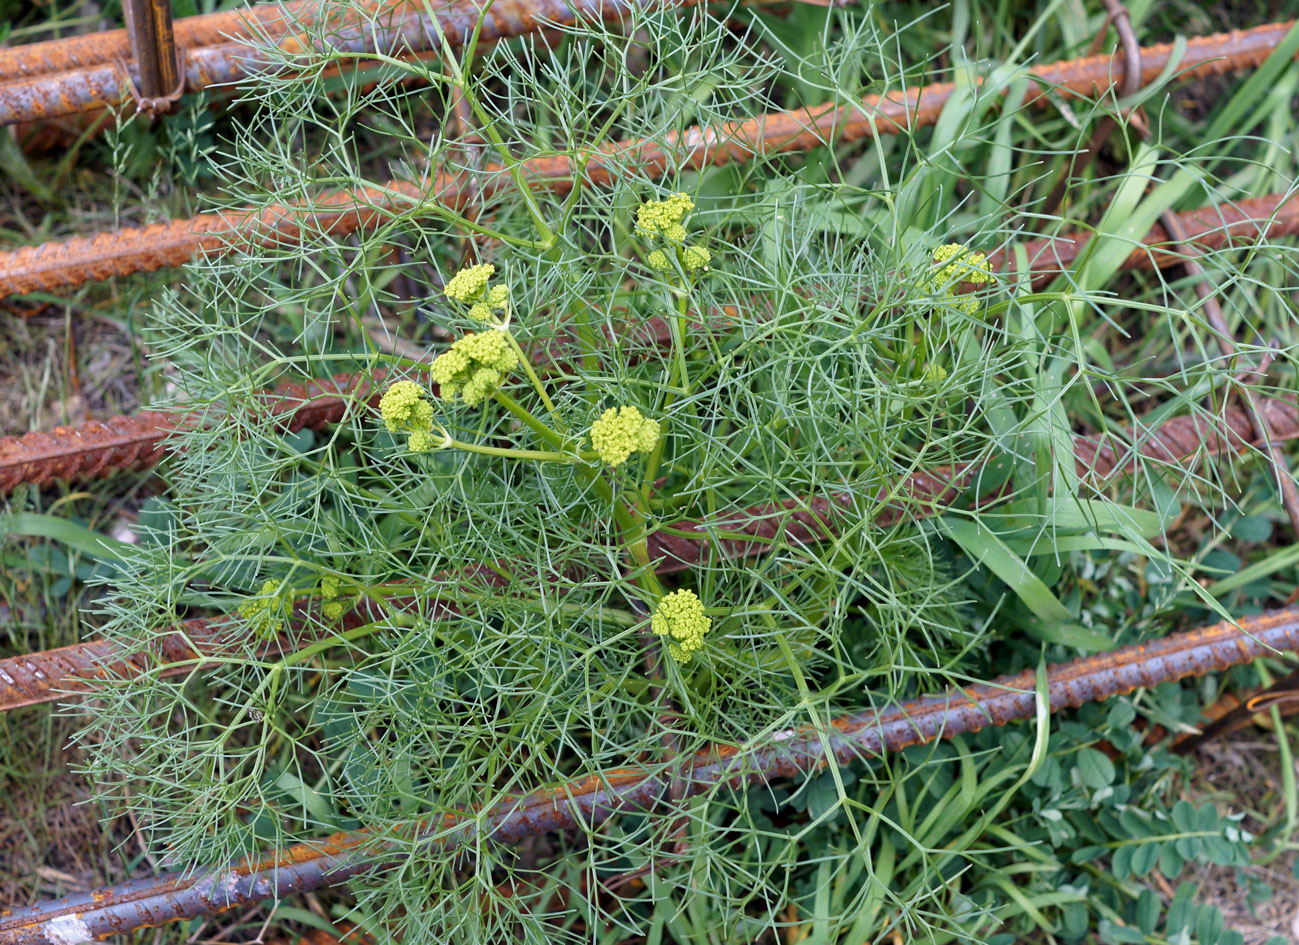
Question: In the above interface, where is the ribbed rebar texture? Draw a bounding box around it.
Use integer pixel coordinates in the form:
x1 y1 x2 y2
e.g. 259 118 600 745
4 605 1298 945
4 21 1297 295
1001 192 1299 283
0 0 692 126
0 1 312 80
0 584 433 710
6 335 1294 506
0 369 390 493
0 313 687 493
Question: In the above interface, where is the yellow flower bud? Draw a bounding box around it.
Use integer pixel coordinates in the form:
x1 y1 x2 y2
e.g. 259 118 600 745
651 588 711 663
589 405 659 466
430 330 519 406
444 263 495 303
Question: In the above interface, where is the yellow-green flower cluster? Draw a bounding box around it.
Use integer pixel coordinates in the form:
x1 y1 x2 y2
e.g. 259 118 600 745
320 575 344 621
651 588 711 664
636 193 694 242
930 243 991 314
241 580 292 640
379 380 438 452
589 405 659 466
444 263 511 323
681 244 711 272
430 330 519 406
923 362 947 385
637 193 709 276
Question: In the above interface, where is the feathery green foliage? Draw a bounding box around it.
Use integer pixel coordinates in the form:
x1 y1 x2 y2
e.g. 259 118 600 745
39 0 1299 942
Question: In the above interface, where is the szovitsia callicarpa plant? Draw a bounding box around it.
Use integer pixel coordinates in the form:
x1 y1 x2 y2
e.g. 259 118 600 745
64 0 1296 941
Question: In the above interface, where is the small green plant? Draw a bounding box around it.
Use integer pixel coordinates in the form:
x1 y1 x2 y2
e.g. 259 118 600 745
52 1 1299 943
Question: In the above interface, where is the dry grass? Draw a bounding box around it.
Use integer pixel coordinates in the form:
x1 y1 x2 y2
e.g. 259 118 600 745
0 307 143 437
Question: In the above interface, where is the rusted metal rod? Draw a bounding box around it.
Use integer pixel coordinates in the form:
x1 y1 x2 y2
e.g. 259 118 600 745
4 20 1298 295
649 391 1299 566
3 317 1294 498
0 310 682 492
0 1 312 80
4 385 1296 710
0 0 695 126
4 605 1298 945
121 0 182 111
0 369 391 493
994 191 1299 284
1156 207 1299 535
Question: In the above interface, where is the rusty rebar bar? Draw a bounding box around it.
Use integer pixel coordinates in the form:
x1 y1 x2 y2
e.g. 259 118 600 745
0 309 688 493
5 20 1298 295
4 384 1296 710
121 0 182 111
1000 191 1299 283
0 0 695 126
0 369 391 493
4 604 1298 945
4 311 1294 499
648 392 1299 567
1156 207 1299 536
0 1 312 80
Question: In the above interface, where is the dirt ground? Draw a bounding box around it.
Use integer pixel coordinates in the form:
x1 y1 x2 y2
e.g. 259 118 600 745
1191 732 1299 945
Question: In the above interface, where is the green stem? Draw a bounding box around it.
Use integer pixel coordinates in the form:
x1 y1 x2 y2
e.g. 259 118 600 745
282 618 408 668
641 283 693 500
486 396 660 597
494 389 567 446
370 178 548 250
503 328 563 426
424 5 556 248
447 437 594 464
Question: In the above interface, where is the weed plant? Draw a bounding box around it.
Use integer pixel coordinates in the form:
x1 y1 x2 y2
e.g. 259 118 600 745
45 0 1299 942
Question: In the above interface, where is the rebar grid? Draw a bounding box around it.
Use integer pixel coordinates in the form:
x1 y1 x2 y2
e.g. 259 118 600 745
2 8 1297 943
3 20 1296 295
3 606 1297 945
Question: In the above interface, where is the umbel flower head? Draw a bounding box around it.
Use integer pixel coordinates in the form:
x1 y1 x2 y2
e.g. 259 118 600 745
636 193 694 242
378 380 438 452
589 405 659 466
637 194 710 277
430 330 519 406
682 244 710 272
444 263 495 303
445 264 511 323
320 575 344 621
930 243 991 313
241 580 293 640
651 588 711 663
